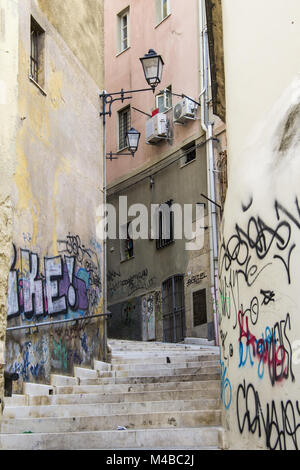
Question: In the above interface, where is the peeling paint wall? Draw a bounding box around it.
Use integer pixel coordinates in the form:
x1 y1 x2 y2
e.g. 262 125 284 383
2 0 104 392
220 0 300 450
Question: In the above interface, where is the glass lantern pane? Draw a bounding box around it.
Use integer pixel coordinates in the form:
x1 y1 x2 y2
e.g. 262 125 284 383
144 57 158 81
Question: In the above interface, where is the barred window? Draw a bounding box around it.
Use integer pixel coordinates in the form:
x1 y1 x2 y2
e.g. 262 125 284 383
193 289 207 326
30 17 45 85
118 106 131 150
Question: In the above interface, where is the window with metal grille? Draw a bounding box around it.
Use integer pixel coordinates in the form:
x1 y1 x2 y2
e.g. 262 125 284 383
30 17 45 85
193 289 207 326
118 106 131 150
156 200 174 250
162 274 185 343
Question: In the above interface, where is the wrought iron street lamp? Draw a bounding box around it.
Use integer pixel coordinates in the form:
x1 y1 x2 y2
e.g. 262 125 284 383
127 127 141 154
106 127 141 160
100 49 164 160
140 49 164 90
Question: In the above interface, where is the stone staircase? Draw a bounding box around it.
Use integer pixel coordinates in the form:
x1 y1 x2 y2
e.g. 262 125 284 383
0 339 224 450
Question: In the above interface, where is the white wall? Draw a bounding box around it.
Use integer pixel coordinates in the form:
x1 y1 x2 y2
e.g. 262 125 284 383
220 0 300 449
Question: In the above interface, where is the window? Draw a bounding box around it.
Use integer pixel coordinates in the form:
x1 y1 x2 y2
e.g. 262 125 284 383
30 16 45 86
117 8 129 53
156 0 170 24
120 222 134 261
182 141 196 165
118 106 131 150
156 200 174 250
156 85 172 113
162 0 169 19
193 289 207 327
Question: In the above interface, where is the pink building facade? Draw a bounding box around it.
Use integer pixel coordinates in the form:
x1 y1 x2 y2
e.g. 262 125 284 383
105 0 202 184
104 0 226 343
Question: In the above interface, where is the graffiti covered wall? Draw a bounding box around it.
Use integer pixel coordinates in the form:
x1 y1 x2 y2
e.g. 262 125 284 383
220 0 300 449
108 291 161 342
6 236 103 391
2 0 105 393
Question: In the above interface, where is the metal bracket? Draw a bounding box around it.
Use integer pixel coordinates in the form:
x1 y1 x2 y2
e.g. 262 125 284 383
100 87 154 124
106 151 134 161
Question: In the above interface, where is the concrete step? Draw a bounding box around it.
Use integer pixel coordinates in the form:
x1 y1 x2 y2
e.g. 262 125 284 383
23 383 54 396
0 426 223 450
1 409 221 434
114 364 220 378
54 379 221 396
78 372 220 386
21 387 221 407
94 360 112 372
109 346 218 354
184 337 216 346
110 347 218 354
111 360 220 371
4 395 28 407
108 339 215 348
73 367 98 380
3 397 220 420
110 355 219 364
111 349 219 355
111 351 218 356
50 375 79 387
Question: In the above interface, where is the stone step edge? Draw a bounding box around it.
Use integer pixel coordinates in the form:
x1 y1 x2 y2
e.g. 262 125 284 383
4 388 221 407
0 425 225 450
54 380 221 394
3 397 221 415
2 411 222 428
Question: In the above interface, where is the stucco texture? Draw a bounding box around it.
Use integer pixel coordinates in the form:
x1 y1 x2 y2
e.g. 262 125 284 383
219 0 300 450
37 0 104 89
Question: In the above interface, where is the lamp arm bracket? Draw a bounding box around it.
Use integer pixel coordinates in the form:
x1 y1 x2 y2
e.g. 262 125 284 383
99 87 154 122
106 151 134 161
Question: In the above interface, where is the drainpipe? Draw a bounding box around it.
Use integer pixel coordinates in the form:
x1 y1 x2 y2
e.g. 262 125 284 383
102 90 108 361
198 0 219 346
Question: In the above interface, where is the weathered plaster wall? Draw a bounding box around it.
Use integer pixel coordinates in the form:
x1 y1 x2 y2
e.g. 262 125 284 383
4 0 105 391
0 0 19 407
220 0 300 450
37 0 104 89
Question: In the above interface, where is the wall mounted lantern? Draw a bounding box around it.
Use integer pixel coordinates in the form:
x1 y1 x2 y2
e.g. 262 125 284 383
106 127 141 161
139 49 164 90
100 50 164 160
127 127 141 154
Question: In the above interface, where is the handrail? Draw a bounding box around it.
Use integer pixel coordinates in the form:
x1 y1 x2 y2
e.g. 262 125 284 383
6 312 112 332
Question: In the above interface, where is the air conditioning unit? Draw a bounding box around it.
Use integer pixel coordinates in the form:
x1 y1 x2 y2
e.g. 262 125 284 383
173 97 197 124
146 113 168 144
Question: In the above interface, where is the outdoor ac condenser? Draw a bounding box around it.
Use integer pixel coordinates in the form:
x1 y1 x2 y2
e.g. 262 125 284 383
173 97 197 123
145 113 168 143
